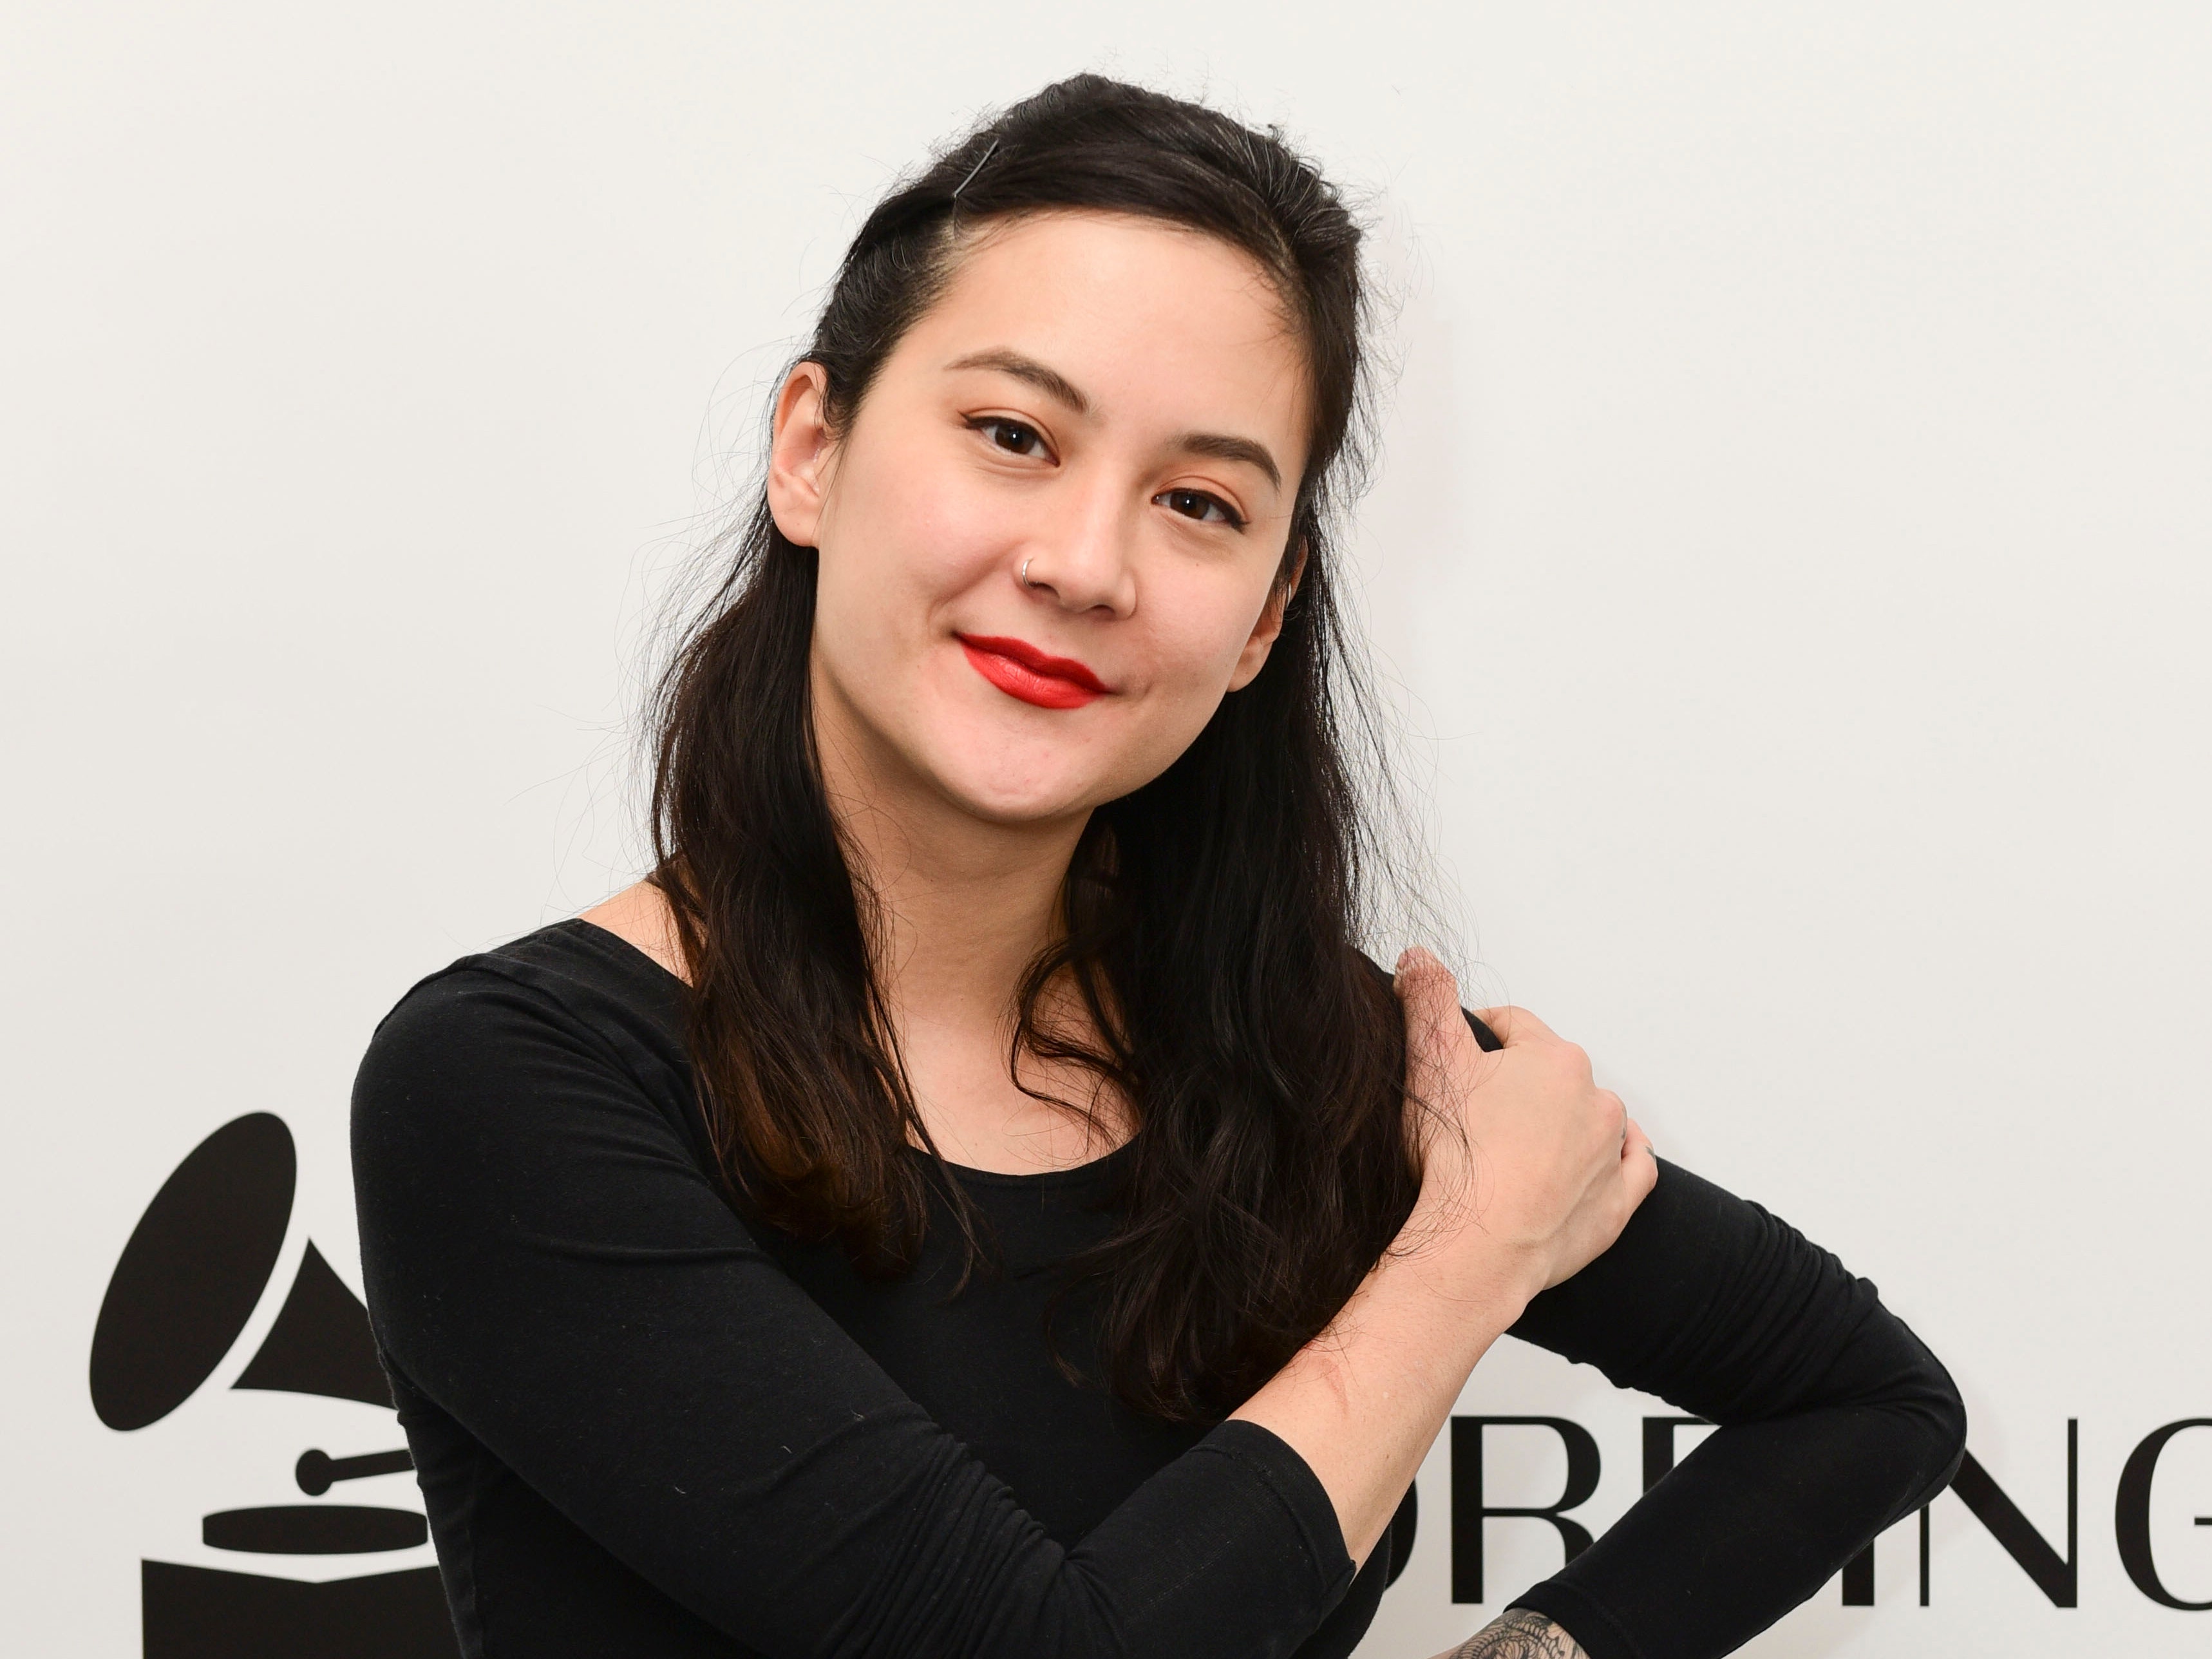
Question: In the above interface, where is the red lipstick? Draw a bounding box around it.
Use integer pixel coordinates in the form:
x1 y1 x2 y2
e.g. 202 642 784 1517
956 634 1110 710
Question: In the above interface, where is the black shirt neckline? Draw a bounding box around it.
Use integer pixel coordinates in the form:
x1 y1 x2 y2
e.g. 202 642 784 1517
552 915 1140 1190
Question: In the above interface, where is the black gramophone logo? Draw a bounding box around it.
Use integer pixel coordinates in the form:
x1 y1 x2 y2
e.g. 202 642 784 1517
90 1112 458 1657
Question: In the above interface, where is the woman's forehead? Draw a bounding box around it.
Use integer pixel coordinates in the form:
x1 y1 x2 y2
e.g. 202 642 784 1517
896 210 1311 451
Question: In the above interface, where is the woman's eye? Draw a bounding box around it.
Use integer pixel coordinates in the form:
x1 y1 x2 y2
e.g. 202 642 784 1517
1157 488 1244 529
972 417 1048 458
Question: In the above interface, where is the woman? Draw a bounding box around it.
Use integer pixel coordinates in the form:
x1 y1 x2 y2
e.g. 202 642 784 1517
352 75 1965 1659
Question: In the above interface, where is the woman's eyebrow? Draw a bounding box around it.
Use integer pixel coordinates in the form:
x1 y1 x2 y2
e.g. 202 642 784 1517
946 348 1281 488
945 349 1090 414
1176 431 1281 491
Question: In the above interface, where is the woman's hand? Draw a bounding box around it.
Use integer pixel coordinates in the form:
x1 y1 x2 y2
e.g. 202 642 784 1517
1227 951 1655 1572
1394 947 1656 1304
1426 1608 1589 1658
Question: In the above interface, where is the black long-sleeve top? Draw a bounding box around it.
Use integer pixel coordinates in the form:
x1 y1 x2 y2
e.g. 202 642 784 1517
350 919 1965 1659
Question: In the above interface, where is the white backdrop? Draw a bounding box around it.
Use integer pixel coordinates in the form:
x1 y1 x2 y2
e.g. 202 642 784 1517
5 3 2207 1654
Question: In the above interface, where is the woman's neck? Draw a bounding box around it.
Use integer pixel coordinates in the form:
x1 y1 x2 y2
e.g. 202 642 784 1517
810 681 1086 1039
809 677 1130 1173
587 673 1129 1174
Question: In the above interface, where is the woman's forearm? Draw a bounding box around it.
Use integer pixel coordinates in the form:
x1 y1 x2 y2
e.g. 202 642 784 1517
1230 1222 1533 1568
1236 954 1656 1571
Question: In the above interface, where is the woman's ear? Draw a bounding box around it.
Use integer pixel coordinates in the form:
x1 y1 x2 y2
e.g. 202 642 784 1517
1227 540 1308 692
766 362 836 547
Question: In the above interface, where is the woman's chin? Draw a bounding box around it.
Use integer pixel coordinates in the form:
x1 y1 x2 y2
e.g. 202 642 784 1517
940 778 1104 830
920 750 1121 830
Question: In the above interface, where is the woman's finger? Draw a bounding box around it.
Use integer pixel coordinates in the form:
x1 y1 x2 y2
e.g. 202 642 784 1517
1393 949 1470 1050
1392 948 1465 1099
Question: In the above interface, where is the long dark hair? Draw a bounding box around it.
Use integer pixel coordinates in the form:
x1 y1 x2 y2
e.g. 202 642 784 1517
651 73 1428 1423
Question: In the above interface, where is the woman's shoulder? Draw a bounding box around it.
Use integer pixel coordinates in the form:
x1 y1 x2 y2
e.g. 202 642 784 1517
355 913 694 1128
350 919 752 1309
379 912 676 1025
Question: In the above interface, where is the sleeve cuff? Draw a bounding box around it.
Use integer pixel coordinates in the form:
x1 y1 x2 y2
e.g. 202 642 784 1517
1509 1584 1645 1659
1200 1418 1359 1609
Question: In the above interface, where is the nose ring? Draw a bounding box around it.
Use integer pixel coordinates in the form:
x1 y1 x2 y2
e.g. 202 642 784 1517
1020 557 1036 588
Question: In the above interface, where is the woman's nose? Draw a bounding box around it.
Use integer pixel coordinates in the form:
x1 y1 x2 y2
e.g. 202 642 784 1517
1015 483 1139 617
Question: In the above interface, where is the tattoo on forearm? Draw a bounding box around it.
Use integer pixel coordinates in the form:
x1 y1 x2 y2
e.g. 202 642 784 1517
1444 1607 1587 1659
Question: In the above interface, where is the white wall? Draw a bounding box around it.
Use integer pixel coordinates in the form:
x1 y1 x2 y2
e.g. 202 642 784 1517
5 3 2206 1654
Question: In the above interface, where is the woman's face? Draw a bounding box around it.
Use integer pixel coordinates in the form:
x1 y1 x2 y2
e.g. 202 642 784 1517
769 209 1312 831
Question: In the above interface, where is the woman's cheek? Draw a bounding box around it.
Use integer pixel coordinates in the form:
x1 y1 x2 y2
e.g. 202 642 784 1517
835 504 974 661
1173 587 1269 693
1128 605 1258 754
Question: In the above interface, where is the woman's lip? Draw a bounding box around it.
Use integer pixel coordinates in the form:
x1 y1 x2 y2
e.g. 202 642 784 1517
956 634 1110 709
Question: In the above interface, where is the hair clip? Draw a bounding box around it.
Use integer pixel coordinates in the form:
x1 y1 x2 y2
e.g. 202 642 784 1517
950 137 1001 206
